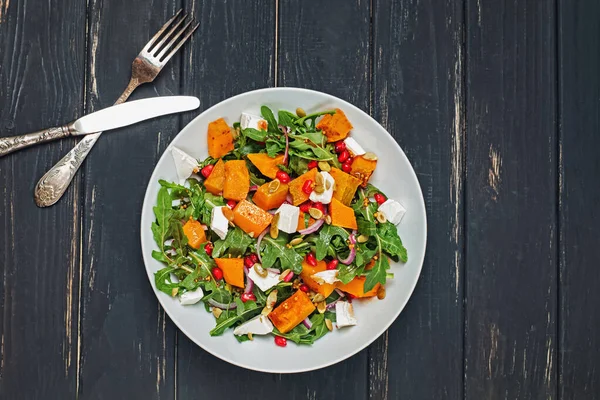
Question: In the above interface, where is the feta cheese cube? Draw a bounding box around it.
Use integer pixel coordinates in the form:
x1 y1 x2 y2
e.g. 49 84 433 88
276 204 300 234
248 268 281 292
309 171 335 204
335 301 357 328
210 206 229 240
240 112 267 131
233 315 274 336
179 287 204 305
378 199 406 225
311 270 340 285
171 147 198 184
343 137 366 156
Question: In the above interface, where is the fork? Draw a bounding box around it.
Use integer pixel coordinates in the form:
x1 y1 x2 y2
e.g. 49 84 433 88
34 9 198 207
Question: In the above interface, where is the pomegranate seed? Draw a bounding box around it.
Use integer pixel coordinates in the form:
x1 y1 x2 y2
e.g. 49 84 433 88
299 201 312 213
249 253 259 264
341 160 353 173
211 267 223 280
200 164 214 178
305 252 317 267
347 293 357 299
326 259 339 270
374 193 386 205
204 242 214 256
274 336 287 347
307 160 318 169
313 202 325 213
334 141 346 153
241 293 256 303
276 170 291 184
226 199 237 209
338 150 350 163
302 179 313 194
299 284 309 293
244 255 255 268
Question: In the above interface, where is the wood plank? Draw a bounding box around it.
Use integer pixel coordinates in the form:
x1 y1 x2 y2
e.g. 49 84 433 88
77 2 180 398
465 0 557 398
0 0 86 397
371 0 465 398
558 1 600 398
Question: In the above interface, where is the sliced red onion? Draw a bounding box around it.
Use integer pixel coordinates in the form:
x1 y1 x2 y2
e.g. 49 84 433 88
335 288 346 298
243 266 254 294
283 271 294 282
249 185 259 192
285 193 293 204
298 218 324 235
326 300 339 310
338 230 357 265
208 299 237 310
266 267 280 274
279 124 290 164
302 317 312 329
255 228 268 264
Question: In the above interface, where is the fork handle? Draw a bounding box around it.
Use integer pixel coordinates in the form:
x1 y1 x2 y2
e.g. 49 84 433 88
0 124 75 157
34 78 140 207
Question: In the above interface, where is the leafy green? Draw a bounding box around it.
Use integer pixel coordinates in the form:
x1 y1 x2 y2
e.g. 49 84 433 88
377 222 408 262
274 313 332 345
315 225 349 260
210 304 261 336
212 227 253 258
199 193 225 225
364 250 390 292
260 235 304 273
278 110 296 128
243 128 267 142
154 266 179 295
261 106 280 134
295 110 335 129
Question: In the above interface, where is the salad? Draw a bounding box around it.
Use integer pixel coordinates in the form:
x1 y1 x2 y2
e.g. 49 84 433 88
151 106 408 346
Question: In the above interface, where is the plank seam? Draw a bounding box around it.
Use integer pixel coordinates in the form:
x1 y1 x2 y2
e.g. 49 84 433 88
555 0 563 398
461 0 468 398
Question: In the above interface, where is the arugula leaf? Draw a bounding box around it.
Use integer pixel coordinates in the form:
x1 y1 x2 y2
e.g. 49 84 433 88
243 128 268 142
210 305 261 336
265 138 285 158
364 251 390 292
154 266 179 295
278 110 296 128
315 225 349 260
274 313 331 345
200 193 225 225
212 227 253 258
260 235 304 273
295 110 335 129
364 183 387 198
288 155 309 176
260 106 279 133
377 222 408 262
352 191 378 236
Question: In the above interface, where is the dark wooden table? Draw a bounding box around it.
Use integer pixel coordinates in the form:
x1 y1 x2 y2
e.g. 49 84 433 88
0 0 598 399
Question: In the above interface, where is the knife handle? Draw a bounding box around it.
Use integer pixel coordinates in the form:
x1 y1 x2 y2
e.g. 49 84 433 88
0 124 75 157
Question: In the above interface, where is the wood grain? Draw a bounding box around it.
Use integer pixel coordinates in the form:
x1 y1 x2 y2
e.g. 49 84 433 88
558 1 600 398
0 0 86 397
465 0 557 398
371 0 465 398
77 2 180 398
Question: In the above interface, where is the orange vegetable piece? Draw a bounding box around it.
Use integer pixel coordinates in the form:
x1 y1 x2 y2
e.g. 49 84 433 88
252 181 289 211
329 167 362 205
247 153 285 179
207 118 234 158
223 160 250 201
329 197 358 230
350 155 378 187
337 276 380 298
299 259 336 297
232 200 273 236
203 159 226 195
268 290 316 333
288 168 317 205
296 211 317 231
182 219 207 249
214 258 244 288
316 108 353 143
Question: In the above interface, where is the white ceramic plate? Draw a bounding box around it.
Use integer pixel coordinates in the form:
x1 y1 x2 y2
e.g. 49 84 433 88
140 88 427 373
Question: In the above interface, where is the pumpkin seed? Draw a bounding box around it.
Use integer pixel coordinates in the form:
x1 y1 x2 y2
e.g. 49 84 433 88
253 263 268 278
357 234 369 243
268 179 281 193
377 286 386 300
309 207 323 219
247 332 254 341
325 180 332 190
318 161 331 172
261 306 272 316
325 318 333 331
222 207 234 222
317 301 326 314
325 215 332 225
266 290 278 308
279 269 291 281
312 293 326 303
232 126 240 139
363 152 378 161
374 211 387 224
171 287 179 297
270 214 280 238
289 237 304 246
248 231 255 238
315 172 324 186
212 307 223 318
296 107 306 118
313 184 325 194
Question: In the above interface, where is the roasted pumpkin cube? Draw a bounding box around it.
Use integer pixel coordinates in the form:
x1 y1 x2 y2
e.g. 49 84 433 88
268 290 316 333
296 211 317 231
214 258 244 288
329 167 362 205
329 197 357 230
252 180 289 211
223 160 250 201
299 259 336 297
288 168 317 205
203 158 226 195
207 118 234 158
350 155 377 187
232 199 273 236
247 153 285 179
337 276 380 298
182 219 207 249
316 108 353 143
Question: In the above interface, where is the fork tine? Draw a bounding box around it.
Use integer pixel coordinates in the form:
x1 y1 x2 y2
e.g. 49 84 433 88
142 9 184 53
159 22 199 65
156 18 196 60
149 14 188 54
